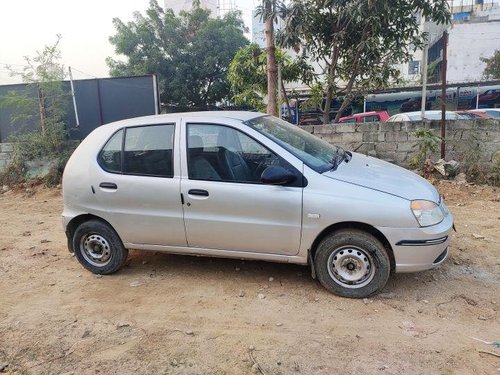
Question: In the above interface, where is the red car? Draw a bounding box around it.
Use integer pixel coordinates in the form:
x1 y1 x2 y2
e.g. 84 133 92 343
478 89 500 106
455 110 492 119
337 111 390 124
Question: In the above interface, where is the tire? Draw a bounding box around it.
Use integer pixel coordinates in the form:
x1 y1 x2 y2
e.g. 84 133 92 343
72 220 128 275
314 229 390 298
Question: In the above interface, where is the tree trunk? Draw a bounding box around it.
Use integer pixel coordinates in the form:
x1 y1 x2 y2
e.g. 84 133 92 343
323 46 340 125
323 86 333 125
333 29 368 123
335 95 353 122
36 83 46 135
264 2 277 116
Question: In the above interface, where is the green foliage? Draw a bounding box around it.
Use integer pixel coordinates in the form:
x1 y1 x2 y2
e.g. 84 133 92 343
278 0 451 123
301 82 324 111
409 128 441 169
481 50 500 80
0 35 72 186
459 134 499 186
492 157 500 187
107 0 248 107
228 43 311 111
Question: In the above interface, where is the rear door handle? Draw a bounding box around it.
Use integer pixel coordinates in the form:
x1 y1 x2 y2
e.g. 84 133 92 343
99 182 118 190
188 189 209 197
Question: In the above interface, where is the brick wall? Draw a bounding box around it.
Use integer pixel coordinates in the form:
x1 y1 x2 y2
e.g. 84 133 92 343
0 120 499 174
0 143 13 171
301 119 500 167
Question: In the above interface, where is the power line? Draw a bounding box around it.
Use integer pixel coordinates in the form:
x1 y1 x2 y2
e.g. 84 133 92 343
69 67 99 79
0 61 29 68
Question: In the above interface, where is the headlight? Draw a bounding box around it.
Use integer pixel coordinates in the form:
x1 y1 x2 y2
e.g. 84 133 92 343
410 200 444 227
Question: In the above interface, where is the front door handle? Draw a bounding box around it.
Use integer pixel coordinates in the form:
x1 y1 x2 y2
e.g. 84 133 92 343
188 189 209 197
99 182 118 190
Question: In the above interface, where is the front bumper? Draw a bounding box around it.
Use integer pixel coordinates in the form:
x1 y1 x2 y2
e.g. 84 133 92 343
376 211 453 273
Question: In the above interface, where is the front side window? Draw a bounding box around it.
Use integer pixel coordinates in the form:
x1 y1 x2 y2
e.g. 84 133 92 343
246 116 349 173
187 123 299 184
98 124 175 177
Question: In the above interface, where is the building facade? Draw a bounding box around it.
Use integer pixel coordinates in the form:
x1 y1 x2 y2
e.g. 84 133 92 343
397 0 500 84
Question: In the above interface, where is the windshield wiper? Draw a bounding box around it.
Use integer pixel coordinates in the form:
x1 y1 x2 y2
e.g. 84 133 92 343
328 147 352 171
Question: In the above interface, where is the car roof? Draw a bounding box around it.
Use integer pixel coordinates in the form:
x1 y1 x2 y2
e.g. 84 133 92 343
105 111 265 130
473 108 500 112
401 110 456 116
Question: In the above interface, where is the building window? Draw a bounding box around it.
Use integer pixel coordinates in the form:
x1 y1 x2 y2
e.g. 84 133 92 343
408 60 420 75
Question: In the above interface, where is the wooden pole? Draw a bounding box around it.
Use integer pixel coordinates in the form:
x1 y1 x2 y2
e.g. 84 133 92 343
440 31 448 159
421 16 428 120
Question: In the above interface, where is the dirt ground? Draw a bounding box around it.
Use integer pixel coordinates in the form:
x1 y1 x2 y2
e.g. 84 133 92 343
0 181 499 375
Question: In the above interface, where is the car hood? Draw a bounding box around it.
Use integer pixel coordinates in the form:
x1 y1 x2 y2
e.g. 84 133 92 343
323 152 440 202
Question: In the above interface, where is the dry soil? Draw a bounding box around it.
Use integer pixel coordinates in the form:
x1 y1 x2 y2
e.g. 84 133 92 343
0 181 499 375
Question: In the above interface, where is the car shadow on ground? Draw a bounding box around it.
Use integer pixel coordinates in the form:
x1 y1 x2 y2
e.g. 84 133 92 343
108 249 451 298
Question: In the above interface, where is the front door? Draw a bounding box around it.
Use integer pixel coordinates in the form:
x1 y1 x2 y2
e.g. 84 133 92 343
180 122 303 255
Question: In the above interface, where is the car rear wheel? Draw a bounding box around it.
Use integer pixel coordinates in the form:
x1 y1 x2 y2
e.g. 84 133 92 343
314 229 390 298
73 220 128 274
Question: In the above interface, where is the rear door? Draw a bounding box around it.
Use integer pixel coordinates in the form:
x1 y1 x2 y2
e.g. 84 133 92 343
91 121 187 247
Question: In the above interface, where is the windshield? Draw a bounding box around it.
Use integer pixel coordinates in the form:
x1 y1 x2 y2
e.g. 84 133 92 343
245 115 348 173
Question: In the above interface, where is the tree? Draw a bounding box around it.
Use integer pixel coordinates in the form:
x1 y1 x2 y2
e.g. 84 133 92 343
279 0 450 124
228 43 311 113
107 0 248 108
481 50 500 80
0 35 70 184
1 35 67 150
255 0 286 116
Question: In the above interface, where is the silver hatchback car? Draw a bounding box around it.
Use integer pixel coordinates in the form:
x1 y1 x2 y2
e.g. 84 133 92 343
62 111 453 298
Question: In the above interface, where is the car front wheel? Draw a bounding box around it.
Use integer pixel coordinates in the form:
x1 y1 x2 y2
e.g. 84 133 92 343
314 229 390 298
72 220 128 275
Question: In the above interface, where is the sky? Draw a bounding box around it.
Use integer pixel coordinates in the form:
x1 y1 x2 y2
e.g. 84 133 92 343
0 0 257 85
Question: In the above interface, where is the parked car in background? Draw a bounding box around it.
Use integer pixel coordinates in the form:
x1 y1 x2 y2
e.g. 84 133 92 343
467 108 500 119
63 111 453 298
400 98 432 112
387 111 463 122
478 89 500 106
337 111 390 124
298 110 338 125
455 110 492 119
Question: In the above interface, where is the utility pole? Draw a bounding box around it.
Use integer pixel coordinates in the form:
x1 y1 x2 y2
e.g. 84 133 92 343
476 84 480 109
277 63 282 118
68 66 80 127
420 16 428 120
440 31 448 159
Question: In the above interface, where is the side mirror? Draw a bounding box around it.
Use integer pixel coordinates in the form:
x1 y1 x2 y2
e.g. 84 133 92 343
260 166 296 185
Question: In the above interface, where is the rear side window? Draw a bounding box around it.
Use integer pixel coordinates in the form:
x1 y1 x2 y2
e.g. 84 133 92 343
98 124 175 178
98 129 123 173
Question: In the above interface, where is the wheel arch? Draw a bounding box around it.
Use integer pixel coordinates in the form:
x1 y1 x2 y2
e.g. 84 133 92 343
65 214 116 253
309 221 395 273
